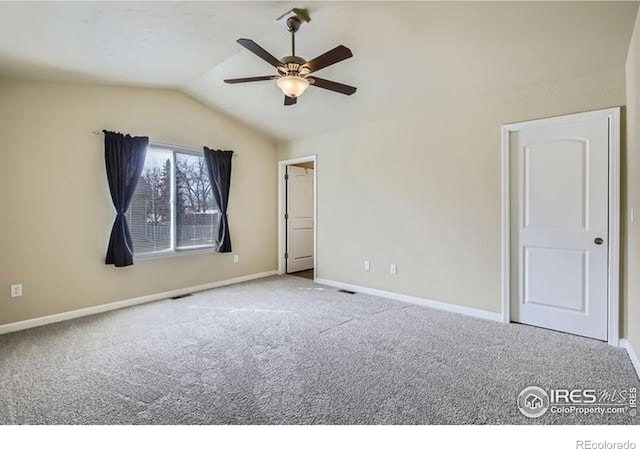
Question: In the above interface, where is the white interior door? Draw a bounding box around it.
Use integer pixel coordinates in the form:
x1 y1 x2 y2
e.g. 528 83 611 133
286 165 314 273
510 115 609 340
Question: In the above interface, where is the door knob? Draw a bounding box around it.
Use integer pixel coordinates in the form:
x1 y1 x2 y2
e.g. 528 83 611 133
594 237 604 245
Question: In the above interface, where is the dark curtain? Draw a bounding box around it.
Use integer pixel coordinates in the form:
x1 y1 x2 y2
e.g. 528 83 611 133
104 130 149 267
203 147 233 253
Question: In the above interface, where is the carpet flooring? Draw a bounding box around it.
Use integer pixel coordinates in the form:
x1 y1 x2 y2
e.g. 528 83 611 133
0 275 637 425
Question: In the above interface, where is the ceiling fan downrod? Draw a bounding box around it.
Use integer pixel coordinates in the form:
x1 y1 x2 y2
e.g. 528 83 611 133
291 24 296 57
284 14 304 57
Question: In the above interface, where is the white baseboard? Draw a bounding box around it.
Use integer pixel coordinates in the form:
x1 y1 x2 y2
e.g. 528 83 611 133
0 270 278 336
315 278 503 322
620 339 640 380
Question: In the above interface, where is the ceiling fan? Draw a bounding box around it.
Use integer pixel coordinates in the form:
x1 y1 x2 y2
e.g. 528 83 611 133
224 8 356 106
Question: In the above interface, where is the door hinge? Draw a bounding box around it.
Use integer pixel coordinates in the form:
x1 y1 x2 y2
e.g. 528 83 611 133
284 213 289 220
284 173 289 181
285 253 289 259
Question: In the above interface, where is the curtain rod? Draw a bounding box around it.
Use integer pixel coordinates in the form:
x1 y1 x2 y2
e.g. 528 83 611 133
92 130 237 156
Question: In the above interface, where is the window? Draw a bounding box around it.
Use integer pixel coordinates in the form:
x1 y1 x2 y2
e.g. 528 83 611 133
127 145 220 257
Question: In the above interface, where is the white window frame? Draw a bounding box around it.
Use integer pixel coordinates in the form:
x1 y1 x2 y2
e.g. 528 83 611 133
133 142 218 261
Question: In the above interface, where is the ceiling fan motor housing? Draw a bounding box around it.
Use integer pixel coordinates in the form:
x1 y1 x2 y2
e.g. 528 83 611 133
279 56 310 76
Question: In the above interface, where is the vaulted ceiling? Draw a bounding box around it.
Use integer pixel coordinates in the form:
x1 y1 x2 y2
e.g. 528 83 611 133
0 1 637 141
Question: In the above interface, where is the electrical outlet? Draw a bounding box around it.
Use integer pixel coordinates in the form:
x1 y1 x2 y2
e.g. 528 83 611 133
390 264 397 275
363 260 370 271
233 254 239 263
10 284 22 298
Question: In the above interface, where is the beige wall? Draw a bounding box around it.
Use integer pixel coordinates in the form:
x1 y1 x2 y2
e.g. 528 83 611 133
0 60 632 330
625 10 640 348
278 69 626 315
0 80 278 325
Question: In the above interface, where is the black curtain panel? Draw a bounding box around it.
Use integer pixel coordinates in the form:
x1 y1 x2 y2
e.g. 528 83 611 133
203 147 234 253
103 130 149 267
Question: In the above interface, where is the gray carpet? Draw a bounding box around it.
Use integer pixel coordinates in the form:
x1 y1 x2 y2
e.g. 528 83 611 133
0 275 637 425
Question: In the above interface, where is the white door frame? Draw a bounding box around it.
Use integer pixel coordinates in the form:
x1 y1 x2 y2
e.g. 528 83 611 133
278 155 317 279
501 107 620 346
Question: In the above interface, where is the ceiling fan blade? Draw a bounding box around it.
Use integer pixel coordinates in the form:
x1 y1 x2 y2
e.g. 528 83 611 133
284 95 297 106
224 75 277 84
303 45 353 73
308 77 357 95
237 38 283 68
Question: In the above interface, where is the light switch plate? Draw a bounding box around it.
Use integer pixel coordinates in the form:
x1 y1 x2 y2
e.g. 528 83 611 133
390 264 397 275
10 284 22 298
233 254 239 263
364 260 370 271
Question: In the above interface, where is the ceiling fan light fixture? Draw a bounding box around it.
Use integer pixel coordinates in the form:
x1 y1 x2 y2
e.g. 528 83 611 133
225 10 356 105
276 75 309 98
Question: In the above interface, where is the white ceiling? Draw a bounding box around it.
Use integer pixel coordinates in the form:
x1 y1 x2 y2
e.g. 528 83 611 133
0 1 637 141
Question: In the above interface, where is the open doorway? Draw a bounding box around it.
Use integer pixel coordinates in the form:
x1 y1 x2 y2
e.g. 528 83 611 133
278 156 317 281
